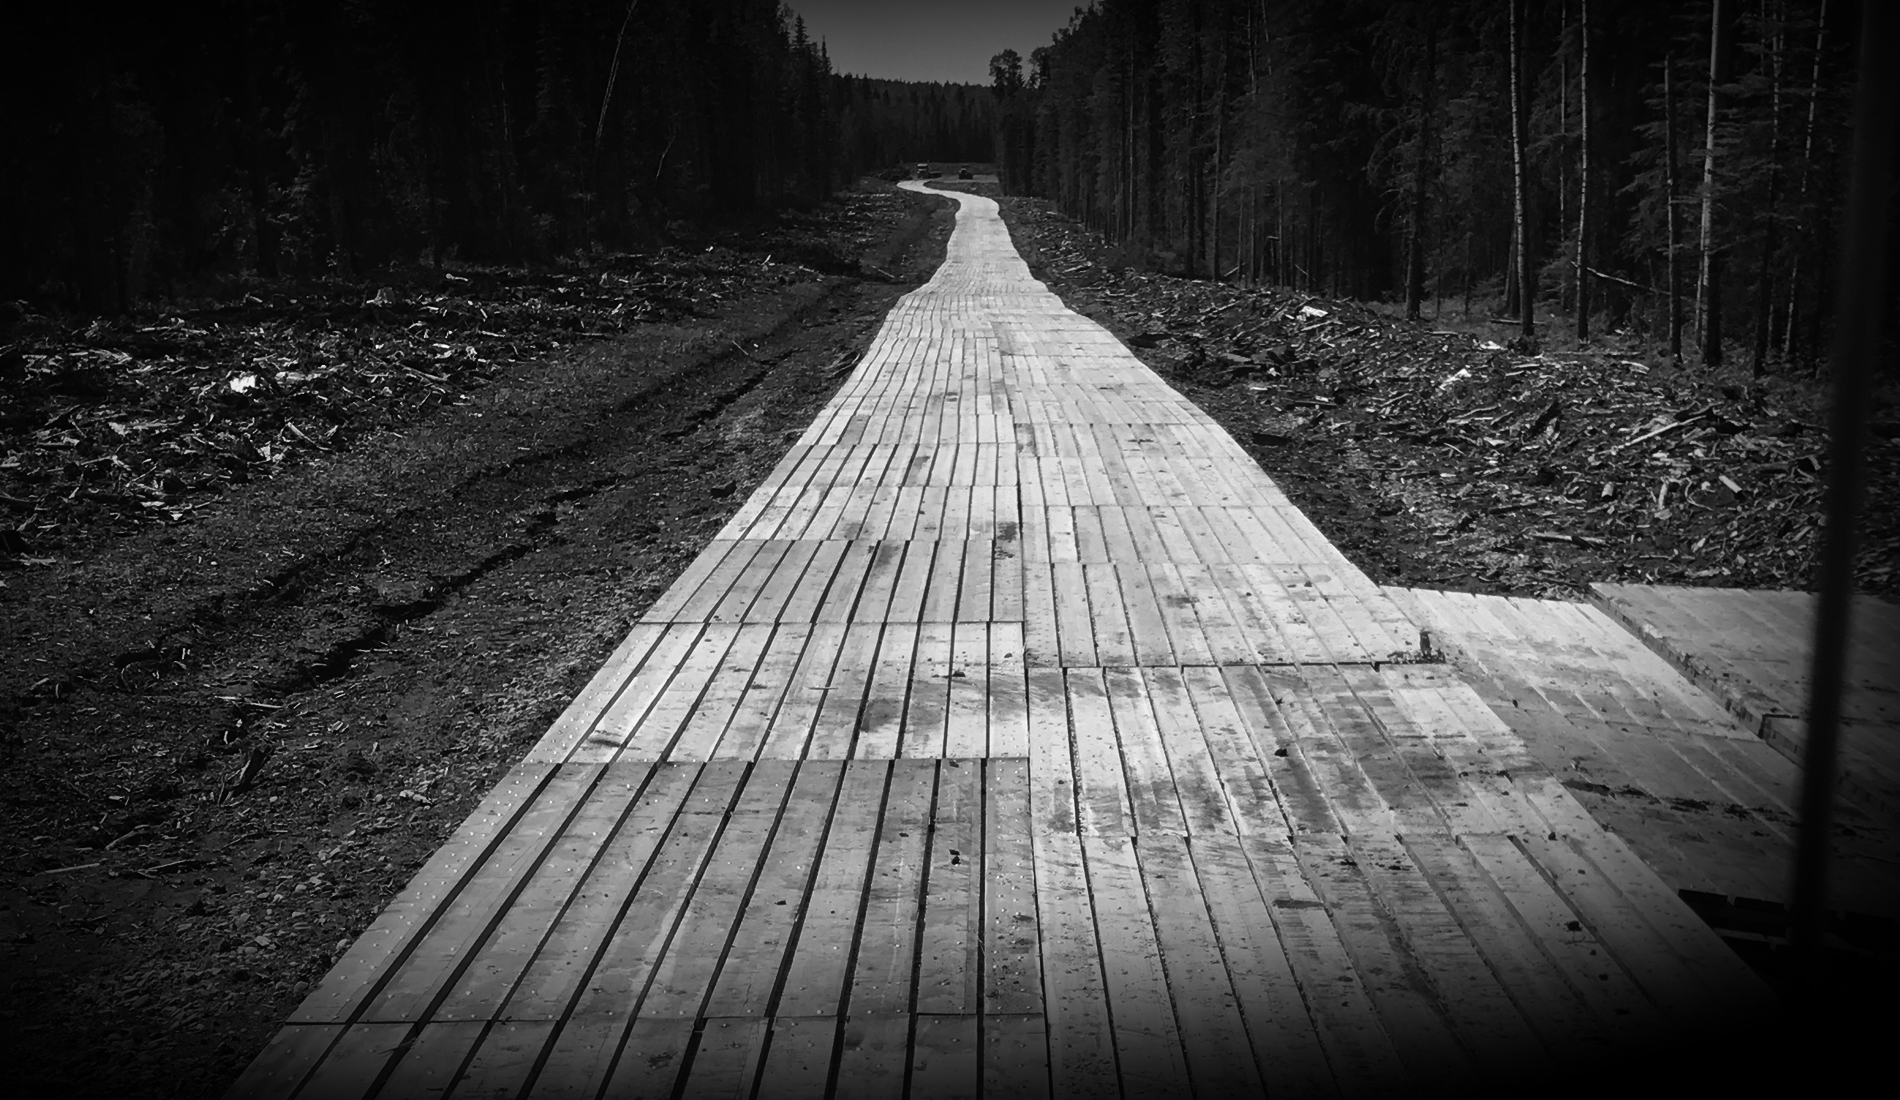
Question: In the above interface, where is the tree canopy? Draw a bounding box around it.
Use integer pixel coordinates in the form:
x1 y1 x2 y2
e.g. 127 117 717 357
992 0 1886 370
2 1 990 312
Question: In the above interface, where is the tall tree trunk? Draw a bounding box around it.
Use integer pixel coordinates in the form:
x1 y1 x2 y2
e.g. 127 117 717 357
1576 0 1592 340
1505 220 1520 317
1405 18 1437 321
1463 230 1473 318
1666 52 1684 362
1697 0 1736 366
1752 10 1784 377
1509 0 1535 339
1785 0 1827 363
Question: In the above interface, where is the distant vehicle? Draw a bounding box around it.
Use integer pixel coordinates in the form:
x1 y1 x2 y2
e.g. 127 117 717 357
916 162 933 178
957 166 973 180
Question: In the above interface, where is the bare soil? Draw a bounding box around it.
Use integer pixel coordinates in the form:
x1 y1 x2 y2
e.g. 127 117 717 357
0 184 954 1096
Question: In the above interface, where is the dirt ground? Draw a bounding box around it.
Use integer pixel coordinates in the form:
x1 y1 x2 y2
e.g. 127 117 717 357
0 185 955 1096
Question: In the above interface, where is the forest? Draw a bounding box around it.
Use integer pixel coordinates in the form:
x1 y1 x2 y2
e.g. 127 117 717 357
990 0 1894 371
0 0 990 314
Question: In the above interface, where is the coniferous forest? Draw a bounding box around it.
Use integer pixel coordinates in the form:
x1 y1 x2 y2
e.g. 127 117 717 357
991 0 1893 371
0 1 994 314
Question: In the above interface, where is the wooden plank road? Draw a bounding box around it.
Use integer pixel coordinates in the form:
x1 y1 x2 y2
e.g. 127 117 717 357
1591 582 1900 820
1390 587 1900 922
231 184 1773 1098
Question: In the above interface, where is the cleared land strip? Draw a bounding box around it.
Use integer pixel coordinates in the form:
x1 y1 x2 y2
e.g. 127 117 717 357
231 184 1772 1098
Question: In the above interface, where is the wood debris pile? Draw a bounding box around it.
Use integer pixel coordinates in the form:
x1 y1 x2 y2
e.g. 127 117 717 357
1001 197 1897 599
0 191 908 563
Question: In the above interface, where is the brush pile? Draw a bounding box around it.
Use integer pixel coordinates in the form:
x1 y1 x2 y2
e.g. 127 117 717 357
0 191 911 564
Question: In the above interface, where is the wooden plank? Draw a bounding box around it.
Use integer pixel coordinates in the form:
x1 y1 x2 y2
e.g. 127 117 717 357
1116 564 1177 666
945 623 989 756
814 539 881 624
708 541 792 623
567 623 702 762
1080 835 1192 1096
1236 833 1408 1094
909 1015 980 1100
577 1017 692 1100
848 542 908 626
370 1020 486 1096
562 765 748 1021
1031 832 1118 1100
677 1018 769 1100
670 624 776 761
856 622 918 760
809 622 882 760
1045 506 1080 562
708 623 807 760
623 763 794 1018
986 623 1032 757
777 762 891 1017
671 541 769 622
1344 834 1549 1074
1457 833 1664 1042
1083 564 1136 667
1292 833 1472 1081
1136 835 1270 1097
982 1014 1051 1100
1065 669 1133 836
1072 505 1110 562
701 762 847 1017
902 621 954 758
532 623 667 762
1143 564 1219 667
754 1017 839 1100
844 761 937 1015
1143 667 1233 836
433 763 653 1021
224 1024 346 1098
290 763 558 1023
1021 560 1060 667
1219 667 1340 837
358 765 601 1022
834 1016 909 1100
1102 667 1186 835
925 532 967 620
917 760 983 1015
1186 834 1336 1098
758 623 845 759
1026 667 1077 834
452 1020 554 1098
642 541 748 623
1178 666 1281 836
491 765 698 1024
889 539 939 624
618 625 739 759
1510 831 1717 1022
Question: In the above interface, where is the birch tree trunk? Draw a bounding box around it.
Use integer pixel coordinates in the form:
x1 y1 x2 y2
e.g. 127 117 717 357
1752 10 1784 377
1576 0 1592 340
1510 0 1536 339
1697 0 1734 366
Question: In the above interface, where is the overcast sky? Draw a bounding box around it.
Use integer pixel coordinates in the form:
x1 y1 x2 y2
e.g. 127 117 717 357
789 0 1084 85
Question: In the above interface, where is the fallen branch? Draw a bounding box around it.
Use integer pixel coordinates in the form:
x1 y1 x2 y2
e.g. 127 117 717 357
1570 259 1658 294
1610 409 1711 453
